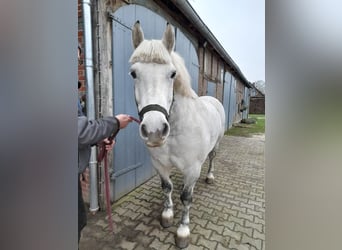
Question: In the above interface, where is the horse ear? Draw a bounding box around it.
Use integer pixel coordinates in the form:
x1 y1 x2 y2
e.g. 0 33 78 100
132 20 144 49
162 22 175 53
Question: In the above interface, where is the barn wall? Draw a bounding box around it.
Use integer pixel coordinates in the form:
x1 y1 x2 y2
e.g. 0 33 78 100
235 79 245 123
249 97 265 114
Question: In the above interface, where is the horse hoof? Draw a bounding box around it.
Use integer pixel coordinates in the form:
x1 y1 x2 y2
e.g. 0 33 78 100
176 234 190 249
205 177 214 184
161 209 173 228
176 225 190 248
161 216 173 228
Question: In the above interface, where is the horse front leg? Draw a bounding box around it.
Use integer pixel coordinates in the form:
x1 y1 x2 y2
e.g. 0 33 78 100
160 175 174 228
176 171 199 249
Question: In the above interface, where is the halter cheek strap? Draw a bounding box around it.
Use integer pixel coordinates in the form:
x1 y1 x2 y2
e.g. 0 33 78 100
138 104 169 121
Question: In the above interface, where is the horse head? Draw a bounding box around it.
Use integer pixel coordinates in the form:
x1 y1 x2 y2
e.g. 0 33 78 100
129 21 177 147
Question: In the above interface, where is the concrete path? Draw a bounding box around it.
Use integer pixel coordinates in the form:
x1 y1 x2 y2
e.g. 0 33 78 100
79 135 265 250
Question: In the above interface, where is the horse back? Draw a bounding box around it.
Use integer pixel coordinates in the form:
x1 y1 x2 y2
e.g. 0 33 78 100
198 96 226 136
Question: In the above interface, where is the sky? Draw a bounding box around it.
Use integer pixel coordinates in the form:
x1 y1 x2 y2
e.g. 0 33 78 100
188 0 265 83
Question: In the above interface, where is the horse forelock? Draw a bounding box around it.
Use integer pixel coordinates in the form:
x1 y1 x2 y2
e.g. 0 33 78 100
129 40 171 64
129 40 197 99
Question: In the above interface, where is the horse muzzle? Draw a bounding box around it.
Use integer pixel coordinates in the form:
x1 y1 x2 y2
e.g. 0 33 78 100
138 104 171 147
139 118 170 147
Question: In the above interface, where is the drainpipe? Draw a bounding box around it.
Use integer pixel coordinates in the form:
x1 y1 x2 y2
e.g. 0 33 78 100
82 0 99 213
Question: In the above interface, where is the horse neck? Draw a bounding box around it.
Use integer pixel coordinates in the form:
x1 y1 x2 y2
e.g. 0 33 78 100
169 92 196 125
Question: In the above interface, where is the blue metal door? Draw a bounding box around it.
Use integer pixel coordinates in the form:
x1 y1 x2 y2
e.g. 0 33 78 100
207 81 216 97
223 72 231 130
229 76 237 126
242 87 250 119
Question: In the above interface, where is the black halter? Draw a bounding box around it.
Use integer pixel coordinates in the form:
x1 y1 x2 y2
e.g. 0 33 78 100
138 104 169 121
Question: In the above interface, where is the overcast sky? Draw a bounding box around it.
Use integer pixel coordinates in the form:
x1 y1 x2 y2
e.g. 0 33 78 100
188 0 265 83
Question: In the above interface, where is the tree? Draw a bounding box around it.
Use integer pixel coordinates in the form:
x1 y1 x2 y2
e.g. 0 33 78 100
253 80 265 94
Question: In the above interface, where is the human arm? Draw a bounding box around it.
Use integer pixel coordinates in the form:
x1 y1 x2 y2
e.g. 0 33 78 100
78 114 132 148
78 116 119 148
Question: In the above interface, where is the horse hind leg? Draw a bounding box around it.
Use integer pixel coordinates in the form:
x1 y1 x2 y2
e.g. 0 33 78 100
176 171 200 249
206 149 217 184
160 176 174 228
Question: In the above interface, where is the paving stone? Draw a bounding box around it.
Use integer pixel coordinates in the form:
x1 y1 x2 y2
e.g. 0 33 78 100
149 238 172 250
191 209 204 219
245 220 263 233
253 229 265 241
187 245 206 250
197 235 218 250
193 224 212 240
240 202 255 210
223 227 241 241
232 205 247 213
234 224 253 237
149 228 170 242
118 239 136 250
235 196 249 204
79 136 265 250
209 232 230 248
241 234 263 250
191 215 208 228
229 239 251 250
135 222 153 235
212 210 229 220
228 215 244 226
246 209 264 220
123 209 140 220
207 221 225 234
222 206 238 217
237 211 254 223
247 199 263 208
217 219 235 231
254 216 265 228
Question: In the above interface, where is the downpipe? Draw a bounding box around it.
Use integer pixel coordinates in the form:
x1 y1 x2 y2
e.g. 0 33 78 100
82 0 99 212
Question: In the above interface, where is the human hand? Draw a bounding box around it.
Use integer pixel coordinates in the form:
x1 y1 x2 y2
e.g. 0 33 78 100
103 138 115 151
115 114 133 129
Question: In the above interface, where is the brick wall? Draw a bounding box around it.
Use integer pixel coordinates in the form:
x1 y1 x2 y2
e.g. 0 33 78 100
249 97 265 114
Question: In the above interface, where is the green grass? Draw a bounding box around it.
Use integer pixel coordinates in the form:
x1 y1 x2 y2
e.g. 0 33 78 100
225 114 265 137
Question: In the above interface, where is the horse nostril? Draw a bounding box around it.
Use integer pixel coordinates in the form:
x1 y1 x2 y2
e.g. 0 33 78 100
162 123 169 137
140 124 148 138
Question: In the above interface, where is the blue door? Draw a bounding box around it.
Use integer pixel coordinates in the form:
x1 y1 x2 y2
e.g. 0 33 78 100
223 72 231 130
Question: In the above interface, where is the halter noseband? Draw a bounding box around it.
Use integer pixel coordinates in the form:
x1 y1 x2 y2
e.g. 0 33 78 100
138 104 169 121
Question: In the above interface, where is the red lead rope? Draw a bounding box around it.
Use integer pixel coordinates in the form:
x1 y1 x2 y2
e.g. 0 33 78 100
97 116 140 234
97 140 115 234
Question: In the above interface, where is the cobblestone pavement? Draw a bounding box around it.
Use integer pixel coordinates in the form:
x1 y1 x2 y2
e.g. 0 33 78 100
79 135 265 250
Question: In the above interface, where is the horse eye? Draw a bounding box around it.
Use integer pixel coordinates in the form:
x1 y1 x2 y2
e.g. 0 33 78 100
170 71 176 79
130 71 137 79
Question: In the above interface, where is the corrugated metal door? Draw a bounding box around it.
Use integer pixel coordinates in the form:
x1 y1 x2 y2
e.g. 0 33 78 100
207 81 216 97
223 72 237 129
242 87 250 119
223 72 231 130
111 5 199 200
230 76 237 125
